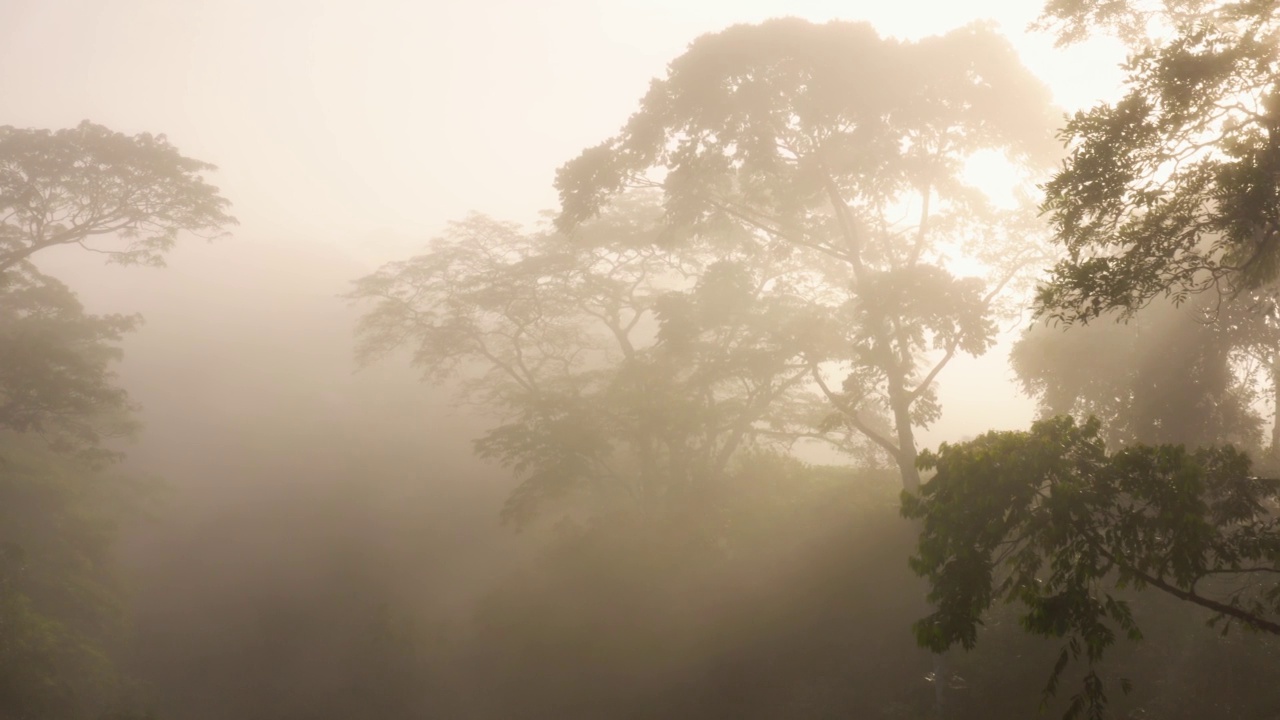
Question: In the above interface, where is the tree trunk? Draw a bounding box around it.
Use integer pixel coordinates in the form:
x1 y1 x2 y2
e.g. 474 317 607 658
888 382 921 493
1271 351 1280 462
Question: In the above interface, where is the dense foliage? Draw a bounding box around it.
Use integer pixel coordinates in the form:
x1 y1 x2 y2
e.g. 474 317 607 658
1036 0 1280 320
554 18 1057 491
904 415 1280 717
12 4 1280 720
0 121 233 719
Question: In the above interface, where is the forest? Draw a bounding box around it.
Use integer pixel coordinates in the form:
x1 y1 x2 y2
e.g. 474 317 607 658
3 0 1280 718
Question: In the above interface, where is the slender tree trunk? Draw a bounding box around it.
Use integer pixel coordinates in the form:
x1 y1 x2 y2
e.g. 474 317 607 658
887 376 921 492
892 409 921 492
885 361 941 715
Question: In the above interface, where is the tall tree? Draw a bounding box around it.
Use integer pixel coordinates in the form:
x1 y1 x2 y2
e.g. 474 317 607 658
0 120 235 462
0 121 234 719
0 121 233 272
351 196 850 525
555 18 1058 491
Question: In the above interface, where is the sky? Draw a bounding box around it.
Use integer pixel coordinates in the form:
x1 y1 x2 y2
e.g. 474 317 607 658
0 0 1132 446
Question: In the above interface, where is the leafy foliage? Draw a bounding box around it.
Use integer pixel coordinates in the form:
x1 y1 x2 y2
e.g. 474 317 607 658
0 121 234 719
351 197 848 525
0 435 149 720
0 266 139 464
1036 0 1280 322
1012 295 1267 449
0 121 234 272
903 415 1280 718
555 18 1058 489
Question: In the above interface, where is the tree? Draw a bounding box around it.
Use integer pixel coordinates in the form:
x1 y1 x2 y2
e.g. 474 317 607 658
1012 294 1267 450
903 415 1280 719
350 195 849 525
1035 0 1280 321
1032 0 1280 469
0 121 234 719
554 18 1058 492
0 267 139 465
0 435 148 720
0 120 236 462
0 121 233 272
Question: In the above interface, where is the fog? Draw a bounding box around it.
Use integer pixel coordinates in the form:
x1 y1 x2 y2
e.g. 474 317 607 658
4 2 1280 719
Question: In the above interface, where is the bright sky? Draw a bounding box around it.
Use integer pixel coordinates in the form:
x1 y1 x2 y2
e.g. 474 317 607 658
0 0 1131 446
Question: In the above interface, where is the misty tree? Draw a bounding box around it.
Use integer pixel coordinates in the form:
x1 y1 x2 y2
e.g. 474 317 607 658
0 121 235 720
554 18 1059 492
0 269 140 465
350 195 859 525
0 121 233 273
0 437 148 720
0 120 235 462
1011 294 1270 450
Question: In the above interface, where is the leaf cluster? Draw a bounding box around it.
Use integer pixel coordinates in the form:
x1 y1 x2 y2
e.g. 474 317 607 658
1 120 235 271
904 415 1280 718
1037 0 1280 322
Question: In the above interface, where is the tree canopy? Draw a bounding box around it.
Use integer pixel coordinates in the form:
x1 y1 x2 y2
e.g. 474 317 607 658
904 415 1280 719
0 121 234 720
555 18 1059 491
0 121 234 273
351 196 857 525
1035 0 1280 321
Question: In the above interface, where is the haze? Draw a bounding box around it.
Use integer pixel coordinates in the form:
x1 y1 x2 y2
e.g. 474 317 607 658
6 1 1277 719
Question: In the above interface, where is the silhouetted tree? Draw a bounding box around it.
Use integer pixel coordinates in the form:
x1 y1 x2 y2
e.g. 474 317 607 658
904 416 1280 719
904 3 1280 715
0 121 233 273
554 18 1059 492
351 195 856 525
0 120 234 720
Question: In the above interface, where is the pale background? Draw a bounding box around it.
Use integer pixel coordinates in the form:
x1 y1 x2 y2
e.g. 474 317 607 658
0 0 1131 447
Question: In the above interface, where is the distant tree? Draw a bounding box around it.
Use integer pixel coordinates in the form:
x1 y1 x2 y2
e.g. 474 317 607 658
1011 294 1267 450
0 120 234 720
554 18 1059 492
903 416 1280 719
0 120 236 460
351 195 850 525
0 121 233 272
0 267 139 465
